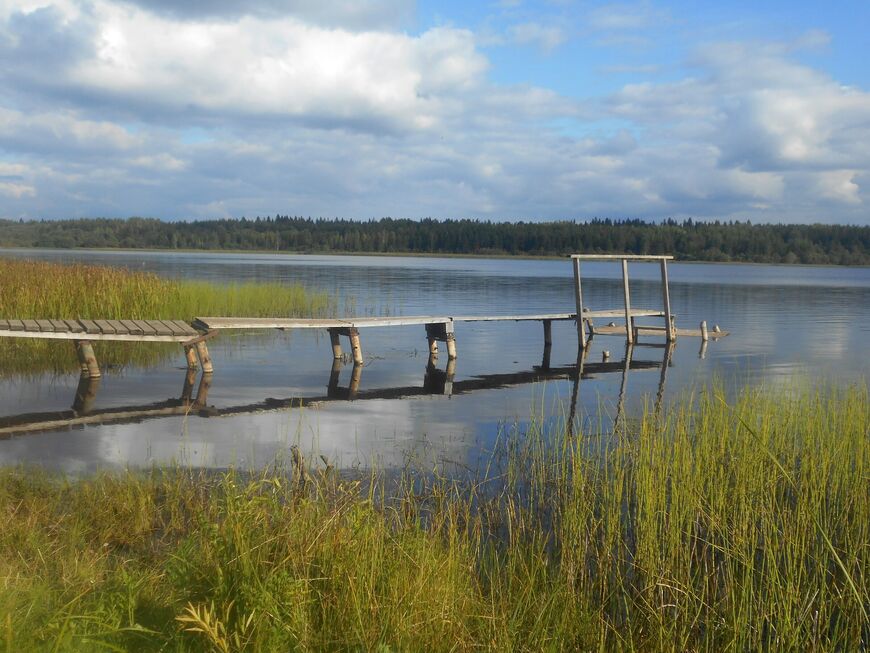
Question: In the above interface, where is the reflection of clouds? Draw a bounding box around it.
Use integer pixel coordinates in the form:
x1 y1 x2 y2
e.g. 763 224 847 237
0 397 472 474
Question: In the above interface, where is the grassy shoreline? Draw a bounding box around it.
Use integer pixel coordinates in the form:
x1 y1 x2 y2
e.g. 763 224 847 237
0 258 334 375
0 384 866 651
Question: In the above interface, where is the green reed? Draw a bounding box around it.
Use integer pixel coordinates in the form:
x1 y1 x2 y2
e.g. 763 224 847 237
0 383 867 651
0 258 334 375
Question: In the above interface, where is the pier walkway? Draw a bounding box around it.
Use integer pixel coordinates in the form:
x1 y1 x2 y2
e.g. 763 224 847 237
0 253 728 379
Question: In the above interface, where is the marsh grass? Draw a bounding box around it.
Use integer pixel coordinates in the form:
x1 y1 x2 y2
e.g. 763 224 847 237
0 384 867 651
0 258 334 375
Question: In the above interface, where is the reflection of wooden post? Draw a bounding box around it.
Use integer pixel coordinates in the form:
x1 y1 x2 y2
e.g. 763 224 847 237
699 339 708 359
572 257 586 348
195 341 214 373
348 363 362 399
621 259 633 344
76 340 101 378
72 375 100 414
660 259 674 342
328 329 343 359
348 328 363 365
181 369 197 403
615 342 634 430
194 372 212 407
654 342 674 414
184 345 199 370
328 358 343 395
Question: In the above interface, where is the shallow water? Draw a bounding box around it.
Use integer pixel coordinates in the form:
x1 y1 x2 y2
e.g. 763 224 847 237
1 249 868 473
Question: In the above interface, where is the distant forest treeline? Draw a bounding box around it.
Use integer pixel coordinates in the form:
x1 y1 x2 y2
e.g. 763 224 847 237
1 217 868 265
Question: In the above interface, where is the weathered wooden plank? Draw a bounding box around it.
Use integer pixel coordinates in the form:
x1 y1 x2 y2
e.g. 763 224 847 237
7 319 24 331
49 319 70 332
170 320 198 336
36 319 55 332
64 320 85 333
127 320 148 335
0 330 197 342
453 313 575 322
23 320 40 332
79 319 101 335
148 320 173 336
195 316 453 330
0 320 9 331
95 320 118 335
160 320 187 336
582 309 665 319
569 254 674 261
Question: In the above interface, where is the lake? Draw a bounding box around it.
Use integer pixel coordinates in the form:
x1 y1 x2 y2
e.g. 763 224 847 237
1 249 868 473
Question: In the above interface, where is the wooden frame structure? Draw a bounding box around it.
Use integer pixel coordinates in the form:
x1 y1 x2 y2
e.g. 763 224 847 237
570 254 674 347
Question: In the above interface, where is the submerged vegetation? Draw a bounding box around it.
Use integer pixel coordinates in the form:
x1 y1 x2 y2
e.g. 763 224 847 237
0 258 333 374
0 384 866 651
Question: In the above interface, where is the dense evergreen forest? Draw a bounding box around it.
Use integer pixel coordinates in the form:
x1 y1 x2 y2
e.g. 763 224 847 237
1 216 868 265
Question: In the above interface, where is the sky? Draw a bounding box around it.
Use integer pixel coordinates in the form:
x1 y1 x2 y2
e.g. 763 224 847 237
0 0 868 224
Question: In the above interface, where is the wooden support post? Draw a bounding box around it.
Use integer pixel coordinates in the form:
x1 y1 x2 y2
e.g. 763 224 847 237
348 328 363 365
74 340 89 375
543 319 552 347
184 345 199 370
660 259 674 342
621 259 634 344
194 372 212 407
328 329 343 359
76 340 101 378
428 336 439 356
572 257 586 348
700 320 709 342
446 334 457 360
195 340 214 374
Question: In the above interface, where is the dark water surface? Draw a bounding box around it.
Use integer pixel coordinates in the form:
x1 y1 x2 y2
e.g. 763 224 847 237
1 249 868 473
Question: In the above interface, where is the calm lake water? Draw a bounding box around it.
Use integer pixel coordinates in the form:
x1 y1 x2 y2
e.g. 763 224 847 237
1 249 868 473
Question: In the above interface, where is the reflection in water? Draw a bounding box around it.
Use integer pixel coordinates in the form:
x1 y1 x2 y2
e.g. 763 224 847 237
0 342 674 441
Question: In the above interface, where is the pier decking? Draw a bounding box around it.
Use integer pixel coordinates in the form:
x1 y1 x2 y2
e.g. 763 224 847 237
0 252 727 380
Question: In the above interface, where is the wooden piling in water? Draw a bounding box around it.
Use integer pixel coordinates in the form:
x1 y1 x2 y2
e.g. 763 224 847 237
543 319 552 347
660 259 674 341
572 257 586 348
76 340 101 378
621 259 634 344
348 328 364 365
700 320 709 342
328 329 343 359
195 340 214 374
184 345 199 370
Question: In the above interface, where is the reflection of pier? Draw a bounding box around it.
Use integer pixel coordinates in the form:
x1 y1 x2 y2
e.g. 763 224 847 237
0 343 674 438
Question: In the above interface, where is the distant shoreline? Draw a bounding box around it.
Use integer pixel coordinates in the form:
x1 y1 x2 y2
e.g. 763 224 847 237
1 245 868 269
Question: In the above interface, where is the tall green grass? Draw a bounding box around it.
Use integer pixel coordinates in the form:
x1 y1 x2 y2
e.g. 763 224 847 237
0 383 866 651
0 258 334 374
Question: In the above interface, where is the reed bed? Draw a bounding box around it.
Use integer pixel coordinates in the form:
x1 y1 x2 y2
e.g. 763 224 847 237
0 258 334 374
0 383 866 651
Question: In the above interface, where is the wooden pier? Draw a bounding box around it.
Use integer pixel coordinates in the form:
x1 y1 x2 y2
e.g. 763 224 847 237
0 253 727 380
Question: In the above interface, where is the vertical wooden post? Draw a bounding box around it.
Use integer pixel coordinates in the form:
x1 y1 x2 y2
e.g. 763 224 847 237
76 340 101 378
572 257 586 348
543 319 552 347
445 321 457 360
195 340 214 374
184 345 199 370
74 341 89 375
660 259 674 342
428 337 439 356
348 328 363 365
621 258 633 344
328 329 343 359
700 321 709 342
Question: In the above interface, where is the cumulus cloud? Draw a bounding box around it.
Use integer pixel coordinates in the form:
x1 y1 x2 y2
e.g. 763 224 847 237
0 0 867 224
